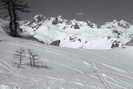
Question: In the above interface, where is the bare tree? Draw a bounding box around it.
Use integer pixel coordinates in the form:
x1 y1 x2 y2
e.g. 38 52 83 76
0 0 30 37
28 49 39 67
14 48 25 67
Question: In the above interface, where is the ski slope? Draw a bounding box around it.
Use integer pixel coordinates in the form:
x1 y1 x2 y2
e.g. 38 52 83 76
0 31 133 89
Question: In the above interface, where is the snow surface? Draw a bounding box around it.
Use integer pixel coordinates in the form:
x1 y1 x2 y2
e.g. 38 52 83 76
0 31 133 89
20 15 133 49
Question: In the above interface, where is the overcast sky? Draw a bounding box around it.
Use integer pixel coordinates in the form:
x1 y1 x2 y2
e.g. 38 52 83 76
27 0 133 24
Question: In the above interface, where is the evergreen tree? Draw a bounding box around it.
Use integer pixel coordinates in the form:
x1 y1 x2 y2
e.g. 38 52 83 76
0 0 30 37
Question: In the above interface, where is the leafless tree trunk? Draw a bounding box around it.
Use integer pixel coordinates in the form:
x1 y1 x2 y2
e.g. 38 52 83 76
28 49 39 67
14 48 25 67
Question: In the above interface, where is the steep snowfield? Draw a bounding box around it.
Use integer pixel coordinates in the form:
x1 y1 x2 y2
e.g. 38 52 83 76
20 15 133 49
0 31 133 89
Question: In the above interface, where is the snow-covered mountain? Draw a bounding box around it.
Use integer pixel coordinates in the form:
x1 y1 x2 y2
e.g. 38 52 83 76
0 15 132 49
101 20 133 46
20 15 133 49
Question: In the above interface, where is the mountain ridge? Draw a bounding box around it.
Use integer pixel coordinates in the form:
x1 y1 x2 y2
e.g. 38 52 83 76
20 15 133 49
1 15 133 49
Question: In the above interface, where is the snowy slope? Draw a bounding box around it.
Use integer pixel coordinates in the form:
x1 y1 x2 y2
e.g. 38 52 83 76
0 31 133 89
0 19 8 33
20 15 133 49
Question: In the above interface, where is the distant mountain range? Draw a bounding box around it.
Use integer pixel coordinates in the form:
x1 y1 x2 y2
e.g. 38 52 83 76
1 15 133 49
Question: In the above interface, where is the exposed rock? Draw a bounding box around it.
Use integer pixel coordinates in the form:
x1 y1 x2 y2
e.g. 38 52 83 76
50 40 60 46
126 39 133 46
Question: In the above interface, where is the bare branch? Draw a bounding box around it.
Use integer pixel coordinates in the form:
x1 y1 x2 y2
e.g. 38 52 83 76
15 4 29 8
16 8 30 13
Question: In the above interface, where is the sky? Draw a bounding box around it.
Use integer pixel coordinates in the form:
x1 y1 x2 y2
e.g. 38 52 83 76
26 0 133 24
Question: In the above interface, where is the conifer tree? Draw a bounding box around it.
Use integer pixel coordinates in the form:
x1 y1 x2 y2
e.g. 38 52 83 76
0 0 30 37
